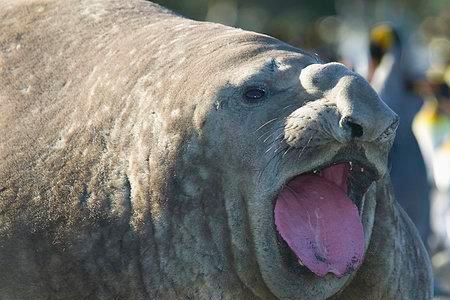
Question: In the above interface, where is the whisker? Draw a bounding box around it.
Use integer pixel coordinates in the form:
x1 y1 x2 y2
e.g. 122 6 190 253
272 144 286 160
263 137 285 157
264 142 279 155
261 151 281 178
282 146 292 159
274 145 290 177
258 137 286 183
257 125 285 142
257 153 278 183
281 104 296 111
263 131 278 144
272 132 285 143
268 132 284 144
257 129 275 142
254 117 278 133
297 135 313 161
258 124 284 140
262 127 285 144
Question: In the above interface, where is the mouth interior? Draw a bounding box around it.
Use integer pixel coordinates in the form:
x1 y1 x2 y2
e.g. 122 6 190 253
274 162 365 278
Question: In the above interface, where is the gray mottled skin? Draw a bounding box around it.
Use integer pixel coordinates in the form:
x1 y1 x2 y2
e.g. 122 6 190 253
0 0 432 299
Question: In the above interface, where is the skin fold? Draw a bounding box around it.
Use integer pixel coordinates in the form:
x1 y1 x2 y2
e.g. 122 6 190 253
0 0 432 299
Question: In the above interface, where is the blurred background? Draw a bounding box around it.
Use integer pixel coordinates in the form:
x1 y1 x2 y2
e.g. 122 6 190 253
154 0 449 73
155 0 450 297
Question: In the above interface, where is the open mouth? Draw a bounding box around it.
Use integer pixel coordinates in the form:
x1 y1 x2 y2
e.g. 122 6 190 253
274 161 378 278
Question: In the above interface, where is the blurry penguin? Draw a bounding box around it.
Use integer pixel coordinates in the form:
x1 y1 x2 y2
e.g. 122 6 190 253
369 24 431 245
413 65 450 251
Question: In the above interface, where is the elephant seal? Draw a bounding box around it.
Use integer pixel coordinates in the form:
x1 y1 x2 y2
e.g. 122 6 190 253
0 0 432 299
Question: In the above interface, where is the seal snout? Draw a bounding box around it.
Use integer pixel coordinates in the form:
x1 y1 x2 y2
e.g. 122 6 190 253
293 62 398 145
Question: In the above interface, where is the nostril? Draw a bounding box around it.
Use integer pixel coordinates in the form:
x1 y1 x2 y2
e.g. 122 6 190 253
340 116 364 138
347 121 364 138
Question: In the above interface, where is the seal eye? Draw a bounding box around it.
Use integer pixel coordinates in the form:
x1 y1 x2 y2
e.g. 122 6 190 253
244 88 266 101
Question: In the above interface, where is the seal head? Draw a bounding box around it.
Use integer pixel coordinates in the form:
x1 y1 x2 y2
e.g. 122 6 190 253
198 46 398 298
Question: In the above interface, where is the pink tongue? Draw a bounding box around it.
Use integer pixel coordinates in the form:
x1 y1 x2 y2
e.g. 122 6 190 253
274 163 364 277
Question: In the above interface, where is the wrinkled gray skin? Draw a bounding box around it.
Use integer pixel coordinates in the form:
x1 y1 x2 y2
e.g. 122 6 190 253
0 0 432 299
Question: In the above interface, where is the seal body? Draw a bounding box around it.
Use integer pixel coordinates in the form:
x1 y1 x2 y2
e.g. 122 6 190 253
0 1 432 299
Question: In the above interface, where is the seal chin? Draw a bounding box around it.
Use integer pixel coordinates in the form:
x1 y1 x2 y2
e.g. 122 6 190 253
273 160 378 278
